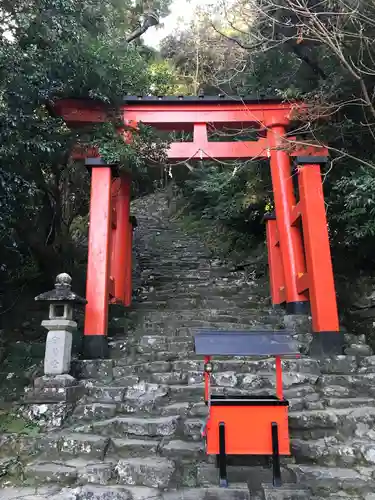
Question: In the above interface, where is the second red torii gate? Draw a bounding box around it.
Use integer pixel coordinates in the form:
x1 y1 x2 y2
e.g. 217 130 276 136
51 95 341 358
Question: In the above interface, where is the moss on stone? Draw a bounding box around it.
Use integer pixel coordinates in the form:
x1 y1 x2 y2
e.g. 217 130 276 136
0 411 40 436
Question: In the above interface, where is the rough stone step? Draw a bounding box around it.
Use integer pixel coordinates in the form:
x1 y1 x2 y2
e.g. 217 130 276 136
111 312 280 327
162 485 251 500
137 277 211 288
317 374 375 398
287 464 375 495
140 284 268 299
138 287 265 299
71 402 119 422
74 415 180 438
107 438 160 458
292 437 375 467
72 394 305 421
136 334 193 347
262 483 310 500
323 397 375 409
197 463 295 488
138 258 210 266
115 457 175 489
318 356 358 375
114 323 283 343
130 301 272 313
122 322 284 340
134 370 319 391
114 350 179 363
289 406 375 439
24 461 79 486
0 486 71 500
140 276 217 285
0 433 110 461
84 381 170 406
23 459 151 488
168 384 205 402
109 357 320 377
127 309 282 324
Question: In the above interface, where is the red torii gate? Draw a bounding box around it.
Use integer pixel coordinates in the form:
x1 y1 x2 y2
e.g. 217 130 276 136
51 95 341 358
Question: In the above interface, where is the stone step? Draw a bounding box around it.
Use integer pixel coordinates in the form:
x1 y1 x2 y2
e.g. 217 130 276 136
107 437 160 458
115 457 175 488
130 301 271 314
133 370 319 391
292 437 375 467
138 287 265 298
113 350 179 363
127 309 282 325
289 406 375 439
111 310 280 326
23 458 171 488
73 415 180 439
24 460 80 486
0 486 74 500
84 381 170 406
262 483 310 500
0 432 110 461
168 384 205 402
113 323 282 343
108 357 319 376
1 432 206 465
287 464 375 495
72 399 162 422
138 259 210 267
134 286 270 297
317 374 375 398
323 397 375 409
197 463 295 488
162 485 251 500
140 276 216 285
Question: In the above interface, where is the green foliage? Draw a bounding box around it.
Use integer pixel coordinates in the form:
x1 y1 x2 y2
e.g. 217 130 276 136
148 60 180 95
174 162 272 251
330 168 375 249
0 412 40 436
162 1 375 270
81 121 170 173
0 0 176 291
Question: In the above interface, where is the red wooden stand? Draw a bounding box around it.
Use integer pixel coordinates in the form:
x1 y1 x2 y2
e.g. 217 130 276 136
195 330 299 487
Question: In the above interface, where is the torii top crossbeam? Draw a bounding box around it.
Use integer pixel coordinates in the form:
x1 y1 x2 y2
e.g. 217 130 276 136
51 95 324 161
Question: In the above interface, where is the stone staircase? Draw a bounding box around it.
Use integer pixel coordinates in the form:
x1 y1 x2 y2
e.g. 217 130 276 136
1 191 375 500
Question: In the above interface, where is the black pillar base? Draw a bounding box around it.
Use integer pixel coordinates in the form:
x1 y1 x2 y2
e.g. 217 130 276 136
83 335 109 359
309 331 344 357
285 301 310 314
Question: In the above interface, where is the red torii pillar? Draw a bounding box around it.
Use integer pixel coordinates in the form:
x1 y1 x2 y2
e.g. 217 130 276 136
265 119 341 355
294 156 340 355
83 159 133 359
266 123 308 312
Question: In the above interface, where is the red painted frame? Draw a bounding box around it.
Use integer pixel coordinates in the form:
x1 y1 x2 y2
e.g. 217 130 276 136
51 97 339 352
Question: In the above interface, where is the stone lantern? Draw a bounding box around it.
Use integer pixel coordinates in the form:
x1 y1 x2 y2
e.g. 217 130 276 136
35 273 86 376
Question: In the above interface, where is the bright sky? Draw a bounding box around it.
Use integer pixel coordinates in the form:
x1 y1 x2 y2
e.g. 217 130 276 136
143 0 214 49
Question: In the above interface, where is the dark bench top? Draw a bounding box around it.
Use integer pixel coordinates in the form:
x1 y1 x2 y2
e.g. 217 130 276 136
194 330 299 357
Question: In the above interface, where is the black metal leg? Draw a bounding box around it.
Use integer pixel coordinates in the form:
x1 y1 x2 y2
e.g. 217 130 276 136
271 422 282 487
218 422 228 487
